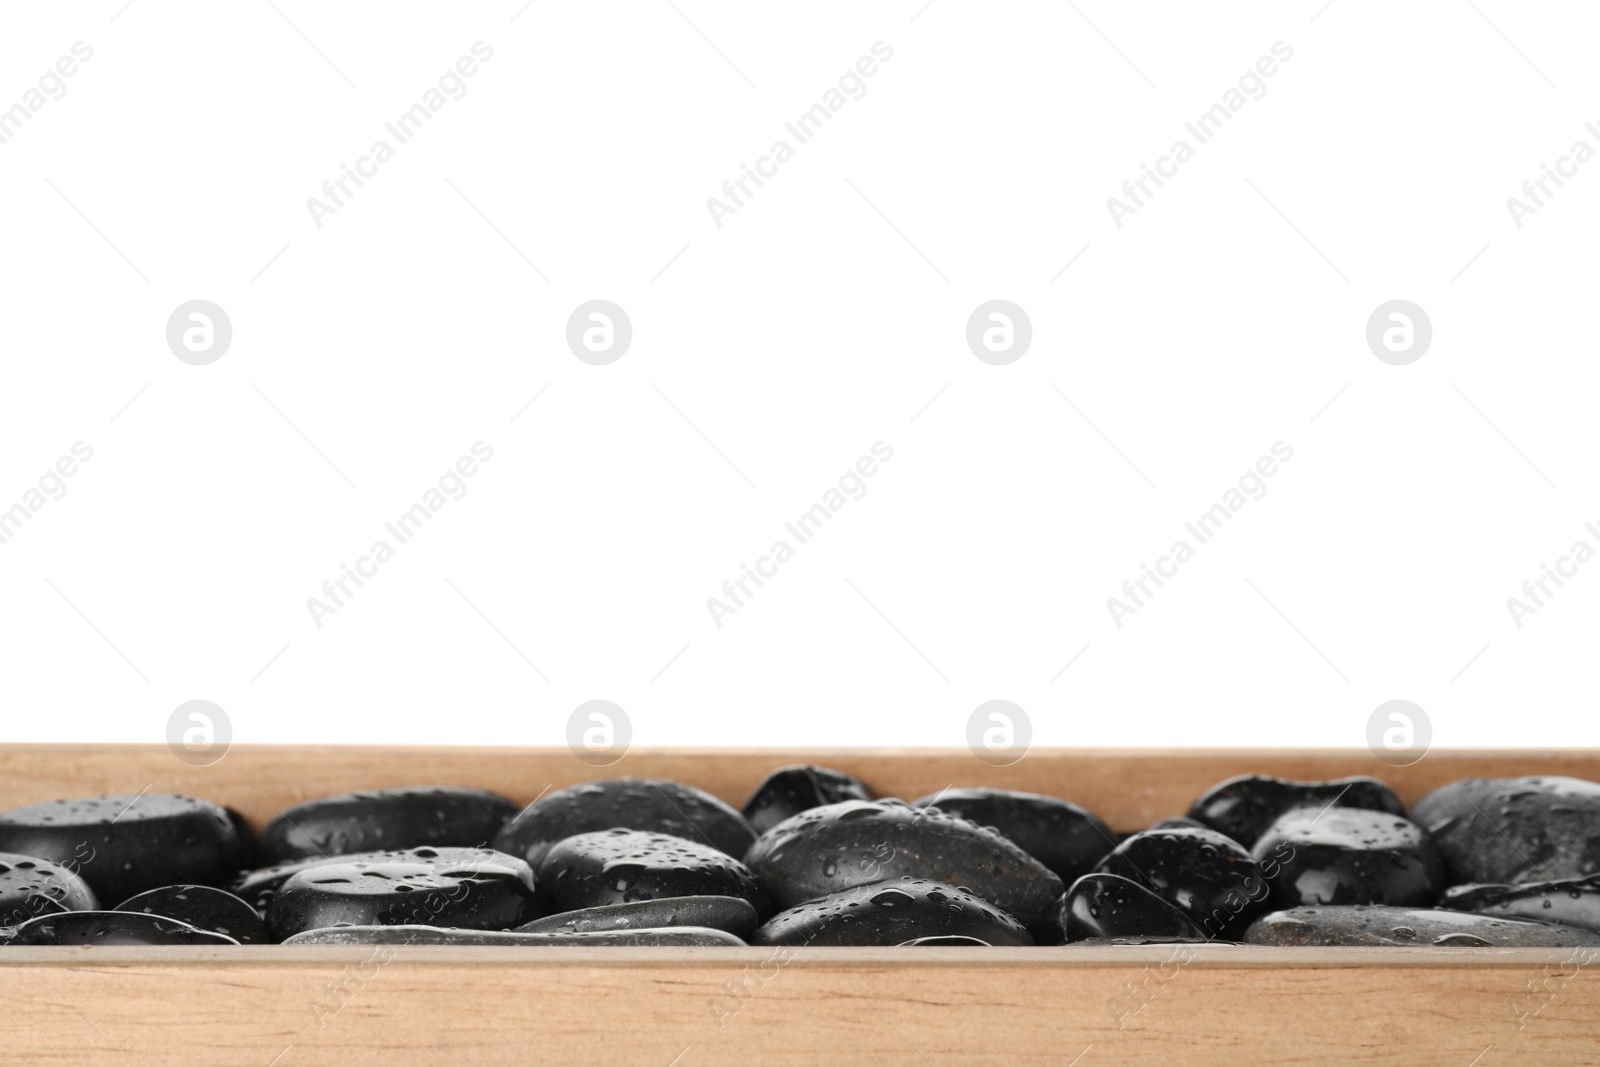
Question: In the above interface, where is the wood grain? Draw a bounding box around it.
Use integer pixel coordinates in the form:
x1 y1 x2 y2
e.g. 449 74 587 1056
2 746 1598 1065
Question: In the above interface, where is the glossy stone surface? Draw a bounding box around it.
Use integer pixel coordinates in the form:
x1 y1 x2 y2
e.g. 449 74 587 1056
232 845 512 916
538 829 769 916
7 910 238 946
282 924 746 946
0 793 240 905
1245 904 1600 947
1440 875 1600 932
743 765 872 835
1187 775 1405 849
1411 777 1600 884
1093 826 1269 941
1149 817 1211 833
752 878 1032 947
266 849 539 941
0 850 98 928
745 799 1063 938
114 884 269 944
899 935 992 946
1252 808 1445 908
1061 873 1202 942
515 894 759 940
494 779 756 866
909 788 1113 885
257 787 518 865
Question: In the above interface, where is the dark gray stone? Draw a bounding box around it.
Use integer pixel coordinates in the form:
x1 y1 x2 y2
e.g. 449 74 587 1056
743 765 871 835
282 924 744 946
1411 777 1600 884
8 910 238 946
1187 775 1404 849
0 850 98 928
744 799 1063 940
538 829 768 916
752 878 1032 947
909 788 1112 885
1093 826 1269 941
232 845 512 917
1440 875 1600 934
1252 808 1444 908
257 787 517 865
115 885 269 944
494 779 755 866
1061 872 1203 942
0 793 240 906
1245 904 1600 947
515 895 758 940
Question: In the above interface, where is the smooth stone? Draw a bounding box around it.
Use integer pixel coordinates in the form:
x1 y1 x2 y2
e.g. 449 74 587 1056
232 845 512 916
515 895 759 940
1411 777 1600 884
114 885 269 944
1093 826 1269 941
1187 775 1405 849
909 788 1113 885
283 924 744 946
1061 873 1203 942
899 935 992 946
257 787 517 865
743 765 871 835
1440 875 1600 932
494 779 755 866
266 849 539 941
1149 817 1211 833
1245 905 1600 947
745 799 1063 939
538 829 769 916
752 878 1032 947
8 910 238 946
0 793 240 905
0 850 99 928
1252 808 1445 908
1067 936 1220 947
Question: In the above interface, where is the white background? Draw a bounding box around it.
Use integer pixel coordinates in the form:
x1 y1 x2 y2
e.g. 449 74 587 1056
1 1 1596 750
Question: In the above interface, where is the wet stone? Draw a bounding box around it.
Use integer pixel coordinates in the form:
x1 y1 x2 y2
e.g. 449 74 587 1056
257 787 518 865
515 894 759 940
744 799 1063 940
1245 904 1600 947
537 829 769 916
1149 817 1211 833
1411 777 1600 884
1187 775 1405 849
114 885 269 944
899 935 992 946
265 849 540 941
743 765 871 836
1440 875 1600 933
1093 826 1269 941
231 845 512 917
8 910 239 946
494 779 756 867
0 850 98 928
0 793 241 906
1061 873 1203 942
283 924 745 946
752 878 1032 947
910 788 1113 885
1252 808 1445 908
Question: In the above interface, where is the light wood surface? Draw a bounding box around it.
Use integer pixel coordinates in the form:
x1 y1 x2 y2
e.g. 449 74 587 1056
2 746 1598 1066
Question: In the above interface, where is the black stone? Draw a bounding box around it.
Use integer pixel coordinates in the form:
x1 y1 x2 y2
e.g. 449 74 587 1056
232 845 512 917
1066 936 1219 947
0 793 240 906
744 799 1064 940
114 885 269 944
1440 875 1600 933
1252 808 1445 908
909 788 1113 885
751 878 1032 947
1187 775 1405 849
515 895 759 940
1411 777 1600 884
1149 817 1211 833
1245 905 1600 947
899 935 993 946
1093 826 1269 941
742 765 871 835
8 910 238 946
282 924 745 946
266 849 539 941
257 786 518 865
494 779 756 866
538 829 769 916
0 850 98 928
1061 873 1203 942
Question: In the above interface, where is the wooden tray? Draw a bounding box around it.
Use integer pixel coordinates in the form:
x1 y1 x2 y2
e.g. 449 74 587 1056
2 744 1597 1066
